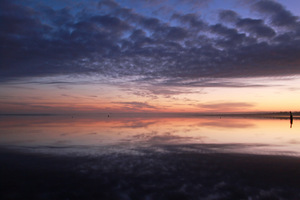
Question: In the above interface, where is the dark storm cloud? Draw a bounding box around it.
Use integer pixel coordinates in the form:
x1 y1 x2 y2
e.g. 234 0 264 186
125 0 211 9
1 0 300 86
171 13 207 30
219 10 276 38
210 23 248 48
219 10 239 23
236 18 276 38
90 15 131 32
253 0 298 27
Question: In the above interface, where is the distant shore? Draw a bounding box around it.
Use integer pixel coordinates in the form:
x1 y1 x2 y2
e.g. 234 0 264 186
0 111 299 120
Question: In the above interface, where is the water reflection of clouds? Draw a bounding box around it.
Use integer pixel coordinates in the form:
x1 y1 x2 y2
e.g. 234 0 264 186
1 116 300 156
147 134 194 144
2 144 299 200
157 143 272 154
131 130 201 145
113 120 158 129
198 120 255 129
132 131 158 140
54 140 70 145
86 132 98 135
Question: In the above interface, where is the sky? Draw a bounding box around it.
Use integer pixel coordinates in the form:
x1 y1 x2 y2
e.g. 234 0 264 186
1 0 300 114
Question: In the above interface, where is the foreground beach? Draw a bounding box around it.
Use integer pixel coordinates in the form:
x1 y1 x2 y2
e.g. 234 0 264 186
1 146 300 200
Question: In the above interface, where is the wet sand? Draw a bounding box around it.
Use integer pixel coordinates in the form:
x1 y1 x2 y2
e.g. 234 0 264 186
1 147 300 200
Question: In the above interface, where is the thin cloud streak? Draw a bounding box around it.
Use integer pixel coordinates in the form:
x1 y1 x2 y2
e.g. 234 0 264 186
198 102 255 112
112 101 157 110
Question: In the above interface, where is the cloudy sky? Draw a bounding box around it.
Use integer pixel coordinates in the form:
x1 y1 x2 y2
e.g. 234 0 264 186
1 0 300 114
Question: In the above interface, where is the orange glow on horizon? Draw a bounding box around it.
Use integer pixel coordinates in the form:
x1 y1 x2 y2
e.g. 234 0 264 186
1 76 300 114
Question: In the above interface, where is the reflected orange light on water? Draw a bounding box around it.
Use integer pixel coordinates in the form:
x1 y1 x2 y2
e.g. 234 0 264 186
0 115 299 155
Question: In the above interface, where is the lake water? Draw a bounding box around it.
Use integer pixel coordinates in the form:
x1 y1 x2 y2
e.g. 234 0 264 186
1 115 300 199
0 114 299 156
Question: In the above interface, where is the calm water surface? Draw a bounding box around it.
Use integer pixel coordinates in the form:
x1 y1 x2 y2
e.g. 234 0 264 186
1 115 300 200
0 115 299 156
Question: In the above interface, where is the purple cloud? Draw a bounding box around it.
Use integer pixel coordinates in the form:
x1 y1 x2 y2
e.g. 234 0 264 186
1 0 300 88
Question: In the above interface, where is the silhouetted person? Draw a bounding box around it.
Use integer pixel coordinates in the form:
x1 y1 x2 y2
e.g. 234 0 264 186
290 111 293 128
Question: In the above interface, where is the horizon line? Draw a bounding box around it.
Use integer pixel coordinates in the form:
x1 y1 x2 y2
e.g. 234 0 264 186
0 111 299 116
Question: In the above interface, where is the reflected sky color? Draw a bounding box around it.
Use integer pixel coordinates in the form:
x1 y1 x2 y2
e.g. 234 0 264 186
1 115 299 156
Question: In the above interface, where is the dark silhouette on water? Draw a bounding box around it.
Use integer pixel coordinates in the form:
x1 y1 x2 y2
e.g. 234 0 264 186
290 111 293 128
